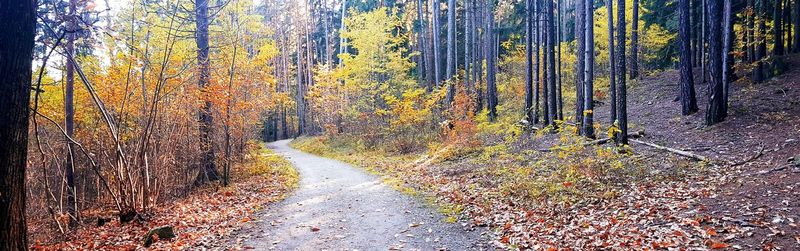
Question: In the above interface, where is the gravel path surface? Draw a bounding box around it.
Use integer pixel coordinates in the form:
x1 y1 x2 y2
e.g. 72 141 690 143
234 139 486 250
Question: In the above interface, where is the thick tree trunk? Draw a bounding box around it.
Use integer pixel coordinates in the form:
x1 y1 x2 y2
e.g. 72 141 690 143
754 0 767 82
195 0 220 183
606 0 617 123
775 0 785 55
679 0 699 115
0 0 35 249
615 0 628 144
485 0 497 121
630 0 640 79
706 0 726 125
583 0 595 138
574 0 586 130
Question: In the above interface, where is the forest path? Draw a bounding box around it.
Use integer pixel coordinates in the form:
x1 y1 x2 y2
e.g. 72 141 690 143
233 139 484 250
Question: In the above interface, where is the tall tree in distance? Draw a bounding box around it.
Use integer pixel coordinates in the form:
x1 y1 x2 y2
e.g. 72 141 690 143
630 0 640 79
706 0 726 125
582 0 595 138
774 0 785 56
606 0 617 123
195 0 221 183
615 0 628 144
574 0 586 130
0 0 36 248
485 0 498 121
533 0 540 124
679 0 699 115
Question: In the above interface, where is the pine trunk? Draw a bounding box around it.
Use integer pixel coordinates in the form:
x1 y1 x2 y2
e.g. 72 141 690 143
583 0 595 138
680 0 699 115
630 0 640 79
575 0 586 130
607 0 617 123
0 0 35 248
706 0 726 125
195 0 220 183
615 0 628 144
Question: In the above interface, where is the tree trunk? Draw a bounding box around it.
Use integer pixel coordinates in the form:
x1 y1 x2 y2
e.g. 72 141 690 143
615 0 628 144
533 0 540 124
775 0 785 55
0 0 35 248
195 0 220 183
296 34 307 136
583 0 595 138
485 0 497 121
556 0 564 121
546 0 557 127
754 0 766 82
446 0 456 82
575 0 586 130
794 0 800 52
65 0 79 227
432 0 443 85
706 0 726 125
339 0 348 65
680 0 699 115
748 0 755 62
607 0 617 123
722 0 732 116
525 0 534 124
630 0 640 79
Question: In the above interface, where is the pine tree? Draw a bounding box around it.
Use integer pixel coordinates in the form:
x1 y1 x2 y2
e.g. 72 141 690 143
679 0 699 115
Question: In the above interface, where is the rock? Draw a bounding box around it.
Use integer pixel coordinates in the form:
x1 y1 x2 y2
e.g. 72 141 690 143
790 155 800 167
142 225 176 247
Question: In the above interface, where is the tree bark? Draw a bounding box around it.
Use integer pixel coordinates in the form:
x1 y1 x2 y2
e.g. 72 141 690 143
679 0 699 115
546 0 557 127
485 0 497 121
0 0 35 249
195 0 220 183
574 0 586 130
615 0 628 144
65 0 79 227
630 0 640 79
794 0 800 52
583 0 595 138
606 0 617 123
432 0 443 85
525 0 534 124
774 0 785 55
706 0 726 125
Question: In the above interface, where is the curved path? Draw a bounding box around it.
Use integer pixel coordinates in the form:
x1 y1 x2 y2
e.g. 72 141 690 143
234 139 485 250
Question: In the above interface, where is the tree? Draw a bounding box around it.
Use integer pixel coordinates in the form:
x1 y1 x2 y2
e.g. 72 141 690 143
0 0 35 249
445 0 456 103
630 0 640 79
533 0 540 124
546 0 557 127
575 0 586 130
485 0 497 121
195 0 221 183
794 0 800 52
679 0 699 115
774 0 785 56
582 0 595 138
615 0 628 144
432 0 443 85
525 0 534 124
706 0 726 125
418 0 430 89
65 0 79 226
606 0 617 123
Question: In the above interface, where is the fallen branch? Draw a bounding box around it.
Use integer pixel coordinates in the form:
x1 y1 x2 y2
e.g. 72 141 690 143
629 139 711 162
756 164 790 175
731 145 765 167
538 131 645 152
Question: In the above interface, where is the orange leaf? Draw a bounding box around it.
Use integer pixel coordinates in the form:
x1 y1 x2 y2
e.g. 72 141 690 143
707 240 729 249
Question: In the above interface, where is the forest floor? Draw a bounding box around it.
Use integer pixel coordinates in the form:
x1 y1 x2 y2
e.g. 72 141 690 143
227 140 486 250
29 144 299 250
290 58 800 250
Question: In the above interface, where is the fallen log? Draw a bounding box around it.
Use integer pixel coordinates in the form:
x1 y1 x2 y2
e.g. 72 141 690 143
629 139 710 162
538 131 645 152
